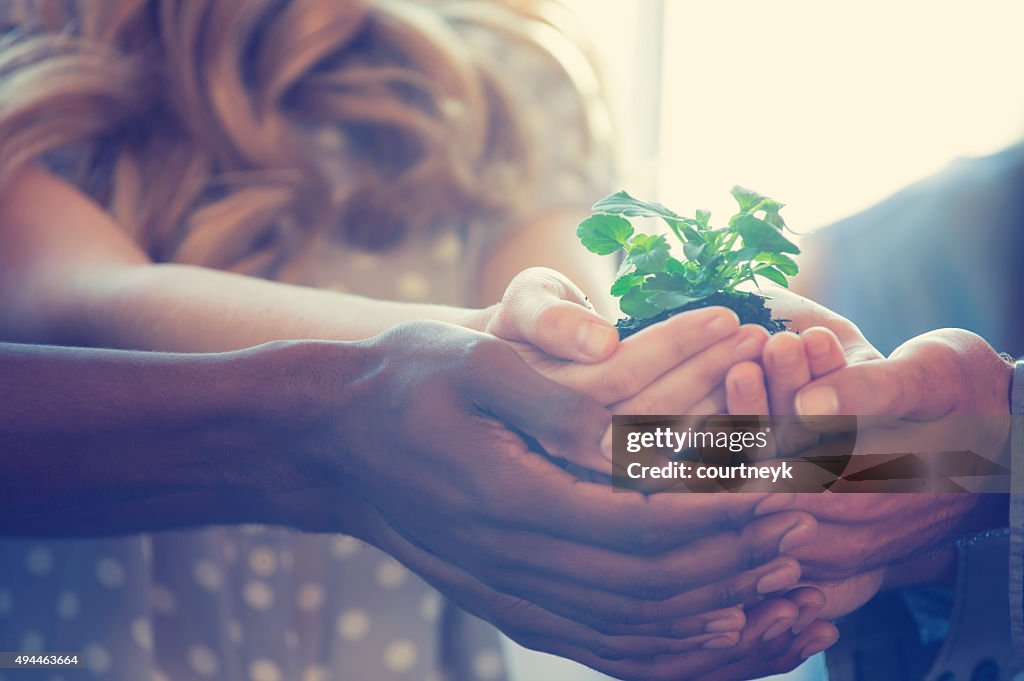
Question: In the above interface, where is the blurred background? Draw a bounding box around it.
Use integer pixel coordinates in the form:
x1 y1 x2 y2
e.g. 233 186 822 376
565 0 1024 231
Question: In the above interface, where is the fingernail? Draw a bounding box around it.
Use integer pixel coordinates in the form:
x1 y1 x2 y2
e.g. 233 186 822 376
706 313 736 337
756 564 799 595
734 335 764 360
702 634 738 650
576 322 616 360
779 520 816 553
800 634 839 659
733 373 763 401
600 426 613 462
754 493 794 516
763 617 795 642
705 612 743 633
796 386 839 416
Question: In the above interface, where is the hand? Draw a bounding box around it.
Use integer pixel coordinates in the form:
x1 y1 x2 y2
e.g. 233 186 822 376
488 268 771 452
288 320 818 663
734 326 1013 618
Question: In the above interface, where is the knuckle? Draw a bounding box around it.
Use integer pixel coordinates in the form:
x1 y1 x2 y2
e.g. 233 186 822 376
601 364 642 401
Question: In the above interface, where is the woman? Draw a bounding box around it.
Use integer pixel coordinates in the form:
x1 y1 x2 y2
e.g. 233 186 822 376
0 2 791 680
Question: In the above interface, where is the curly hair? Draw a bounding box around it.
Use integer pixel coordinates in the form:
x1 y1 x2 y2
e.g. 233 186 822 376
0 0 607 276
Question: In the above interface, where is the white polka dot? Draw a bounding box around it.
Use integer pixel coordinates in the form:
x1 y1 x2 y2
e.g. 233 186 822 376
243 580 274 610
396 272 431 301
84 643 111 674
375 558 408 589
21 631 44 653
152 671 171 681
285 630 298 650
248 547 277 577
302 665 330 681
193 560 223 591
132 617 153 651
420 593 441 621
472 649 503 680
26 546 53 575
187 645 219 678
329 536 361 559
249 658 282 681
383 639 418 673
150 584 177 615
432 232 462 264
0 588 12 615
349 253 379 271
56 591 79 620
96 557 125 588
336 609 370 641
297 582 325 612
228 620 244 646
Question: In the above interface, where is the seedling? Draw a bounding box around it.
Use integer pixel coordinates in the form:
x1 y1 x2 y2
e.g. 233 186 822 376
577 187 799 338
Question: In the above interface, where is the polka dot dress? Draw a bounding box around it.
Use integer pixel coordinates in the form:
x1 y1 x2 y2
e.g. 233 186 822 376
0 15 614 681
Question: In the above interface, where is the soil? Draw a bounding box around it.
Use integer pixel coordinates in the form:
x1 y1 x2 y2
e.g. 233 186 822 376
615 290 788 339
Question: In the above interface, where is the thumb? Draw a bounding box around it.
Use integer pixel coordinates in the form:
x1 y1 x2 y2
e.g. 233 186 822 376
487 267 618 363
794 358 923 418
470 341 613 473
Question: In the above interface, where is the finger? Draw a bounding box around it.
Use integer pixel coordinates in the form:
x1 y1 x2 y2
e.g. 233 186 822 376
565 306 741 404
494 555 804 636
468 339 612 471
785 586 827 634
726 361 770 415
492 266 619 362
529 595 803 681
611 324 769 415
764 332 811 415
802 326 848 378
794 358 919 418
693 619 839 681
368 511 733 661
471 511 816 610
498 453 788 552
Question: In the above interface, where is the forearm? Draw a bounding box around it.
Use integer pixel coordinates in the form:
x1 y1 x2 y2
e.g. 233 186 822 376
0 166 492 351
0 340 366 535
12 261 492 352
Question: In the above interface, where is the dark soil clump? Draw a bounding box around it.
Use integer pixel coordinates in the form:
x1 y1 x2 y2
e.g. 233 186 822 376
615 291 787 339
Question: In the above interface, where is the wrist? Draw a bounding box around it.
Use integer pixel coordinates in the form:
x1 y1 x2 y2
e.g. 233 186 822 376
217 339 377 533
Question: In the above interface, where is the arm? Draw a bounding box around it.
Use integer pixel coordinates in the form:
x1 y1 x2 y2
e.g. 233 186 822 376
0 339 367 535
0 165 489 351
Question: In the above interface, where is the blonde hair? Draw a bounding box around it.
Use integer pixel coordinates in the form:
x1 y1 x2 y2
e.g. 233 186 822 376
0 0 607 276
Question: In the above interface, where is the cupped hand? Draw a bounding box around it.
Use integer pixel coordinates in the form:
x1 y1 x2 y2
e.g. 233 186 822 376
487 268 771 460
303 320 820 658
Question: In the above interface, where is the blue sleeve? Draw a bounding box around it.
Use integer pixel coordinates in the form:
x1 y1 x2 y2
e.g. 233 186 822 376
1010 361 1024 649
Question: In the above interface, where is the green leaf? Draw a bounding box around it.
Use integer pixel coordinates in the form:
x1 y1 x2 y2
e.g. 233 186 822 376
592 190 683 221
754 252 799 276
683 240 705 260
623 233 670 274
754 265 790 287
695 209 712 227
610 273 646 297
643 272 690 291
730 186 767 212
733 215 800 255
576 214 633 255
647 290 697 310
619 287 662 319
